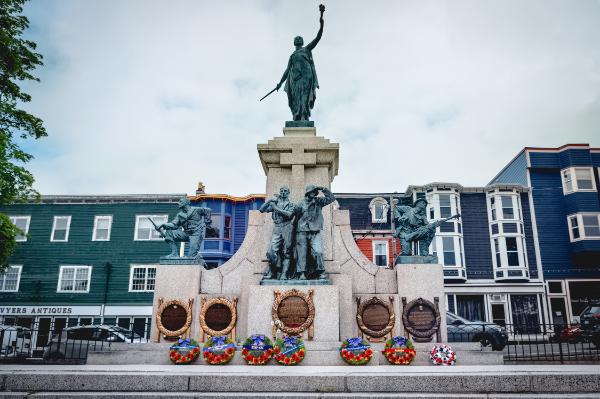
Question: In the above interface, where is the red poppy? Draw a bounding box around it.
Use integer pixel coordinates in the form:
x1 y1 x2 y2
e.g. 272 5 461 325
298 349 305 357
226 347 234 355
252 358 258 364
245 355 252 362
284 357 291 365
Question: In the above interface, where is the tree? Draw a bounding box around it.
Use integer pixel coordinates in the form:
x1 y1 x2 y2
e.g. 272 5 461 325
0 0 46 270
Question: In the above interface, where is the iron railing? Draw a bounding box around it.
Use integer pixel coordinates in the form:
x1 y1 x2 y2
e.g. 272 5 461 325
0 319 152 363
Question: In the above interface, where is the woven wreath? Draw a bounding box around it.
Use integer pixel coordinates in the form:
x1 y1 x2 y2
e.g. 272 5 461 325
169 338 200 364
340 337 373 365
274 335 305 366
241 334 273 365
430 344 456 366
383 336 416 365
202 335 236 365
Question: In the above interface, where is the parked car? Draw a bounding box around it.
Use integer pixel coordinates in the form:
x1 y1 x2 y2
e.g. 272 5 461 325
43 325 147 360
579 305 600 348
446 312 508 350
550 323 583 344
0 324 32 358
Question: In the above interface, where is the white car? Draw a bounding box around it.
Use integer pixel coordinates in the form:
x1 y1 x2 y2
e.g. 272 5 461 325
0 324 32 358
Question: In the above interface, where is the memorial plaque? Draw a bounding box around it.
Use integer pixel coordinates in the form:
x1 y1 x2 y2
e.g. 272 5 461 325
161 304 187 331
204 303 232 332
406 304 436 332
362 303 391 332
401 297 441 343
277 296 309 328
272 289 315 338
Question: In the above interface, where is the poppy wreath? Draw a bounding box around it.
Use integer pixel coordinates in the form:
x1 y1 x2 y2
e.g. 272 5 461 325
339 337 373 365
202 335 236 365
430 344 456 366
383 336 416 365
169 338 200 364
241 334 274 365
274 335 305 366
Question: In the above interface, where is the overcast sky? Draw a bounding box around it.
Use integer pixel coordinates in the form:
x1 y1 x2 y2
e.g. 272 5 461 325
19 0 600 196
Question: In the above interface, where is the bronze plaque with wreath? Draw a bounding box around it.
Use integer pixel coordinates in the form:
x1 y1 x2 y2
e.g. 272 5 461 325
401 297 441 343
155 298 193 342
356 296 395 342
272 289 315 339
199 296 238 341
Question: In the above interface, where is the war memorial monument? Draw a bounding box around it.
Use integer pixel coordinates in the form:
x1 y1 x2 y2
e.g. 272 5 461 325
4 5 599 398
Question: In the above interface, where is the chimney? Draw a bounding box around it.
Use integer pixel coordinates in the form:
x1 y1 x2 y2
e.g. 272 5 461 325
196 181 206 195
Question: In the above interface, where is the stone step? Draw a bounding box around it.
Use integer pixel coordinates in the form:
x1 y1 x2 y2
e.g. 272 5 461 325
87 341 502 366
1 365 599 395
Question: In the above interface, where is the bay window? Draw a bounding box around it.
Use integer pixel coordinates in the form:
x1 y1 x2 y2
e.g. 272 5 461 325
567 213 600 241
561 167 596 195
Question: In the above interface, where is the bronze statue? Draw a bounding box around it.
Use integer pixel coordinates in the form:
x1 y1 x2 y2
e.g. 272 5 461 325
293 184 335 280
393 198 459 257
261 5 325 122
260 186 295 279
153 197 212 263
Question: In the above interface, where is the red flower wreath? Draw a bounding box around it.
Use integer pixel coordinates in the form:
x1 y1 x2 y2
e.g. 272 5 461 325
202 336 236 365
382 336 416 365
340 337 373 365
169 338 200 365
241 334 273 365
274 335 305 366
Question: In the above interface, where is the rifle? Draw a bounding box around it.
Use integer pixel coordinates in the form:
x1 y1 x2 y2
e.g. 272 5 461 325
147 217 166 238
431 214 461 228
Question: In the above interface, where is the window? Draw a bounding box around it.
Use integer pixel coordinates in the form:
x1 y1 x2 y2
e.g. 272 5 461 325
439 194 451 218
500 196 514 219
51 216 71 242
135 215 168 240
567 213 600 241
494 238 501 267
224 216 231 240
92 215 112 241
129 265 156 292
372 241 388 267
9 216 30 242
369 197 389 223
561 167 596 194
490 197 496 221
442 236 456 266
0 265 22 292
505 237 519 266
568 215 580 239
57 266 91 293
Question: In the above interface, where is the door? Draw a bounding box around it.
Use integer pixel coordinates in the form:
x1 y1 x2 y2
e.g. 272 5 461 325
36 318 52 348
491 303 506 327
550 297 568 327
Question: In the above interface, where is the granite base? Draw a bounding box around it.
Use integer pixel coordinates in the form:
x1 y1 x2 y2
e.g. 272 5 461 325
260 278 331 286
395 255 438 265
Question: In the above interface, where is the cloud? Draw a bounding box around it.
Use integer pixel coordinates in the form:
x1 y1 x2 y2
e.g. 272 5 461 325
20 0 600 196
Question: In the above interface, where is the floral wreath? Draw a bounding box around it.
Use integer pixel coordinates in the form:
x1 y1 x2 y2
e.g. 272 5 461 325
340 337 373 365
202 335 236 365
383 336 416 365
274 335 305 366
241 334 273 365
169 338 200 364
430 344 456 366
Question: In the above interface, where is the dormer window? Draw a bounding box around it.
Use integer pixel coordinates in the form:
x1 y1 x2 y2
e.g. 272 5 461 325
561 167 596 195
369 197 389 223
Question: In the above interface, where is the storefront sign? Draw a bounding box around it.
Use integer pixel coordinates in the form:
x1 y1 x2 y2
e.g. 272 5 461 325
0 306 101 316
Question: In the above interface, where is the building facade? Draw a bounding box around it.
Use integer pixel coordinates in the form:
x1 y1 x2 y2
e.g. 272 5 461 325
0 192 264 347
337 182 547 329
490 144 600 325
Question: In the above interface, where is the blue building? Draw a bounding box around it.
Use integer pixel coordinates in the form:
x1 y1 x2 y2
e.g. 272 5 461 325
490 143 600 324
337 182 547 329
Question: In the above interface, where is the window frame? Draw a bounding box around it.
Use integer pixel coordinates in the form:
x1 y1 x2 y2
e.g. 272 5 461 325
561 167 597 195
9 216 31 242
134 215 168 241
92 215 113 241
128 265 157 292
50 216 72 242
371 240 389 267
567 213 600 241
57 265 92 293
0 265 22 292
369 197 389 224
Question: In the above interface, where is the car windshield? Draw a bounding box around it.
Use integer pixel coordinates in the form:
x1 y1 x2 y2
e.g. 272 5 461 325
582 306 600 315
107 326 142 339
447 312 471 323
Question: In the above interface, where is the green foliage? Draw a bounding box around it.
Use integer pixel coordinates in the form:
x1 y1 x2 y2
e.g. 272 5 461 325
0 0 45 270
0 213 18 271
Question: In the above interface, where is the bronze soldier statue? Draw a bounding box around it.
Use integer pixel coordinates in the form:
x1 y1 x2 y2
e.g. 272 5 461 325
393 198 459 258
155 197 212 263
260 186 295 279
294 184 335 280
